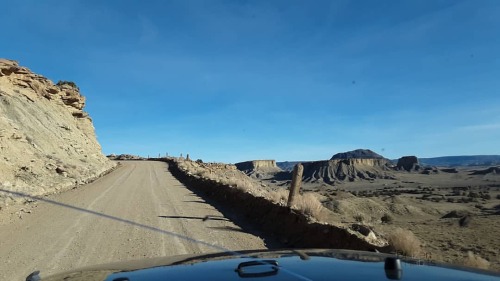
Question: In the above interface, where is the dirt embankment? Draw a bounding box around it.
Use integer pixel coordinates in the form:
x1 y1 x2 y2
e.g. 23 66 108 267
165 159 389 252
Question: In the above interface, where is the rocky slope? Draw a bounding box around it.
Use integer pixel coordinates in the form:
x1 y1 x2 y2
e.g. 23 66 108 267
0 59 115 206
299 149 394 184
302 159 394 184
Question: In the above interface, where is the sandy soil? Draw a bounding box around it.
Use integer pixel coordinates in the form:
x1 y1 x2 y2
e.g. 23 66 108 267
0 161 267 280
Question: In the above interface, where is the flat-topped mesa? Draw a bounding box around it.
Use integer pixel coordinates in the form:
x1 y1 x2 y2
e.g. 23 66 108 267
301 149 393 184
235 160 282 175
0 58 114 206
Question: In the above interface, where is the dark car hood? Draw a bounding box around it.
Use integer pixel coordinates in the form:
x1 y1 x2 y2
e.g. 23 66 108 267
39 249 499 281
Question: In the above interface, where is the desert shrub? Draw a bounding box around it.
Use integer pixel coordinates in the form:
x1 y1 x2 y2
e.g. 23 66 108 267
481 194 491 200
324 199 341 213
354 214 364 223
459 215 472 227
497 194 500 200
56 80 79 89
462 252 490 270
381 213 393 224
293 193 323 219
447 198 455 203
468 192 479 198
387 228 421 257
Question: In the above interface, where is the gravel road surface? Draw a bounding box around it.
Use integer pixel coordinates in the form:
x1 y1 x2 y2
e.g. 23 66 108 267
0 161 267 280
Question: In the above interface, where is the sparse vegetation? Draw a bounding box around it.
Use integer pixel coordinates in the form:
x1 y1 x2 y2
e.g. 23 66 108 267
268 188 289 205
462 252 490 270
387 228 421 257
381 213 393 224
56 80 79 89
354 214 364 223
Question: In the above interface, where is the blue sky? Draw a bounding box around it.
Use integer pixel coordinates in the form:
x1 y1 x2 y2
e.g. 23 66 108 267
1 0 499 163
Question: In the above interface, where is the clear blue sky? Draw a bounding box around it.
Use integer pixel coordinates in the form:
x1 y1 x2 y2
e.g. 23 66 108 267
1 0 499 163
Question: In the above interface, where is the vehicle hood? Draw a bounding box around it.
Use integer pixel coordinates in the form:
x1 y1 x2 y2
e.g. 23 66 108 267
39 249 499 281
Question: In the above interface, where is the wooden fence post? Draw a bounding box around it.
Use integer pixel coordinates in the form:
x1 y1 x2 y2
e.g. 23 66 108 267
287 163 303 207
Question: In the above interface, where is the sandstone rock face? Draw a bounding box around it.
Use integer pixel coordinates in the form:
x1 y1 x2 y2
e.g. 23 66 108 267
0 59 115 206
396 156 419 171
302 158 393 184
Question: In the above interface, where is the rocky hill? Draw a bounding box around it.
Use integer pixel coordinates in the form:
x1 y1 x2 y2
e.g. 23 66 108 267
302 158 393 184
331 149 385 160
0 59 115 206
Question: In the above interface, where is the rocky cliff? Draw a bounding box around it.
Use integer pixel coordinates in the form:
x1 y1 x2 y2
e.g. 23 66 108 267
0 59 115 206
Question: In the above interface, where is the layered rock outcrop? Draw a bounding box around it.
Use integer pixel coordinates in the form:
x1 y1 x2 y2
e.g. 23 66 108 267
298 149 394 184
0 59 115 206
302 159 393 183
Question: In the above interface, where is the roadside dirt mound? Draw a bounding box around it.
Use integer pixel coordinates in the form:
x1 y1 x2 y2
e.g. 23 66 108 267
0 59 114 206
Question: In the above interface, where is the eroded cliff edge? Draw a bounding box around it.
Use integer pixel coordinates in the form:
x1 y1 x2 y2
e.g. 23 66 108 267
0 59 115 206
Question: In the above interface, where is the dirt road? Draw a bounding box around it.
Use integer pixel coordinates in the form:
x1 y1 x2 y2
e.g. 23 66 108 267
0 161 267 280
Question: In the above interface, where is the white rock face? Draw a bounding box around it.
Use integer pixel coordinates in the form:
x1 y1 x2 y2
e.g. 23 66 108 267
0 59 115 206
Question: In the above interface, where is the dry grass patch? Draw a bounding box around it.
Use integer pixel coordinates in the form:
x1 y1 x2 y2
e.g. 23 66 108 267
462 251 490 270
293 193 324 219
268 189 289 205
387 228 422 257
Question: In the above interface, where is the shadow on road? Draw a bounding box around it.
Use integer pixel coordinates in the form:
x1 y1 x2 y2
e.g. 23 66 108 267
158 215 229 221
182 200 207 204
208 226 246 233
